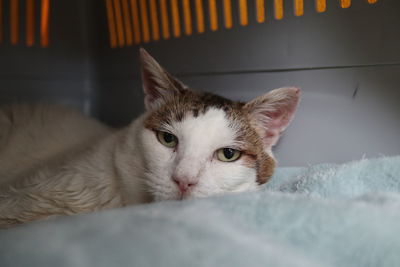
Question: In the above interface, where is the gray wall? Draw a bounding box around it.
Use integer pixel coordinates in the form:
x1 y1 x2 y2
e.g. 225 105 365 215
1 0 399 166
96 0 400 166
0 0 98 113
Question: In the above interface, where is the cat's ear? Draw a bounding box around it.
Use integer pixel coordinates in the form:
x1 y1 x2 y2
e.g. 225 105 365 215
244 87 300 148
140 48 188 110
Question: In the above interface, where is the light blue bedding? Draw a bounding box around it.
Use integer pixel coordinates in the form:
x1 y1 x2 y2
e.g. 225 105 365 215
1 156 400 267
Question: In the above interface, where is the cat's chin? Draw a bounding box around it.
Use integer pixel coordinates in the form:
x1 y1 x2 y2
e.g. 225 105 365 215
152 190 202 202
164 193 191 201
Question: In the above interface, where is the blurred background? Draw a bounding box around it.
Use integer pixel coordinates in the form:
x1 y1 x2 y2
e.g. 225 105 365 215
0 0 399 166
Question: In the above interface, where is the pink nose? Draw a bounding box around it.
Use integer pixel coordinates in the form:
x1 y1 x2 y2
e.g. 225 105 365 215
172 176 198 193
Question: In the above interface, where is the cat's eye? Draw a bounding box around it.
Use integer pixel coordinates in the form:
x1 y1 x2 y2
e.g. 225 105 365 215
156 131 178 148
216 148 241 162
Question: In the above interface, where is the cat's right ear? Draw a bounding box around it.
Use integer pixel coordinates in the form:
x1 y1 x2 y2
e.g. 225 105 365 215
140 48 188 110
244 87 300 149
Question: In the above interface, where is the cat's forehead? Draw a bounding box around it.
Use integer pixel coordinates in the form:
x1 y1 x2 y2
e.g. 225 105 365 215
143 90 275 185
144 90 246 130
169 108 238 155
144 90 262 156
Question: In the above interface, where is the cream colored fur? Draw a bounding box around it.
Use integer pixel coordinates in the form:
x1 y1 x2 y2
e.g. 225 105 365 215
0 105 152 227
0 50 299 228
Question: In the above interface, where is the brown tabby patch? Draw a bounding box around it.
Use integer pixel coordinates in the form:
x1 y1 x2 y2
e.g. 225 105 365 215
144 90 275 185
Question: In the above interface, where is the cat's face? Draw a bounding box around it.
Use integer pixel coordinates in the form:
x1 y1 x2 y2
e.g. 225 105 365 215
141 92 275 200
138 49 300 201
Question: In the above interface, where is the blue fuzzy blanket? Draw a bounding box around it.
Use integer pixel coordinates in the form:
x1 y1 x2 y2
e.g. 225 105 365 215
1 156 400 267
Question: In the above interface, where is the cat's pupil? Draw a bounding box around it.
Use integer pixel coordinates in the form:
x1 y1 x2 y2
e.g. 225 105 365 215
164 132 175 143
223 148 235 159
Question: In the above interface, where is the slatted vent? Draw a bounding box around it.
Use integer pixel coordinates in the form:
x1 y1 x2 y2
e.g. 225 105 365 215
0 0 50 47
105 0 379 48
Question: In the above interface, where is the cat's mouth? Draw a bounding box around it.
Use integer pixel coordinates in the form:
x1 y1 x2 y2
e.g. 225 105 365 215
176 190 195 201
178 192 189 200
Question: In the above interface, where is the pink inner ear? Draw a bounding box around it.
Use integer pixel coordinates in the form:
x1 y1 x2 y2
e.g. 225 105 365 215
267 108 294 131
258 91 300 147
262 111 291 147
142 78 161 110
142 72 161 104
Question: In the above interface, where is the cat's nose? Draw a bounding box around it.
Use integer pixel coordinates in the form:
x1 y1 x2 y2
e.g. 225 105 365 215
172 176 198 193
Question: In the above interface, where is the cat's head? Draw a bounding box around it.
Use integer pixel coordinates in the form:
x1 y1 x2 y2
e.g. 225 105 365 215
138 49 300 201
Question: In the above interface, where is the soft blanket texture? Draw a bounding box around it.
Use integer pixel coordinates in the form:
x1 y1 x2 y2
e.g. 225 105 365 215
1 156 400 267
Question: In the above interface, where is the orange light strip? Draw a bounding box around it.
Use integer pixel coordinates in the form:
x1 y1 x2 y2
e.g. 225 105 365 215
256 0 265 23
130 0 141 44
195 0 205 33
103 0 380 47
159 0 170 39
223 0 232 29
139 0 150 42
105 0 117 48
149 0 160 40
182 0 192 35
315 0 326 13
274 0 283 20
40 0 49 47
170 0 181 37
340 0 351 8
294 0 303 16
26 0 35 46
113 0 125 47
11 0 19 45
0 0 2 43
239 0 248 26
121 0 133 45
208 0 218 31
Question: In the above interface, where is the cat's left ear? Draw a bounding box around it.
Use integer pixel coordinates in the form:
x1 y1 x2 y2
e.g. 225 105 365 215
244 87 300 148
140 48 188 110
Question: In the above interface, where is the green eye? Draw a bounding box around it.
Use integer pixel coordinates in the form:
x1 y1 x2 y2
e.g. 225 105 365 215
216 148 241 162
156 131 178 148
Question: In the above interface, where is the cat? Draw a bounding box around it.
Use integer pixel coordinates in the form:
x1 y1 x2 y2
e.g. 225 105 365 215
0 49 300 228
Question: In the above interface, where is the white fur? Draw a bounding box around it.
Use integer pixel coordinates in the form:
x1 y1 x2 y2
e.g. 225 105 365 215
0 50 299 227
141 108 259 201
0 105 258 227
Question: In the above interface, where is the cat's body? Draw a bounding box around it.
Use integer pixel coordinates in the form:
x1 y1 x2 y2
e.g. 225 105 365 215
0 104 112 187
0 49 300 228
0 105 152 227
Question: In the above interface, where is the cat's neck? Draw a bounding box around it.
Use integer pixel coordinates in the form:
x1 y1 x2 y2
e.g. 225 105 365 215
109 115 152 205
65 115 151 208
